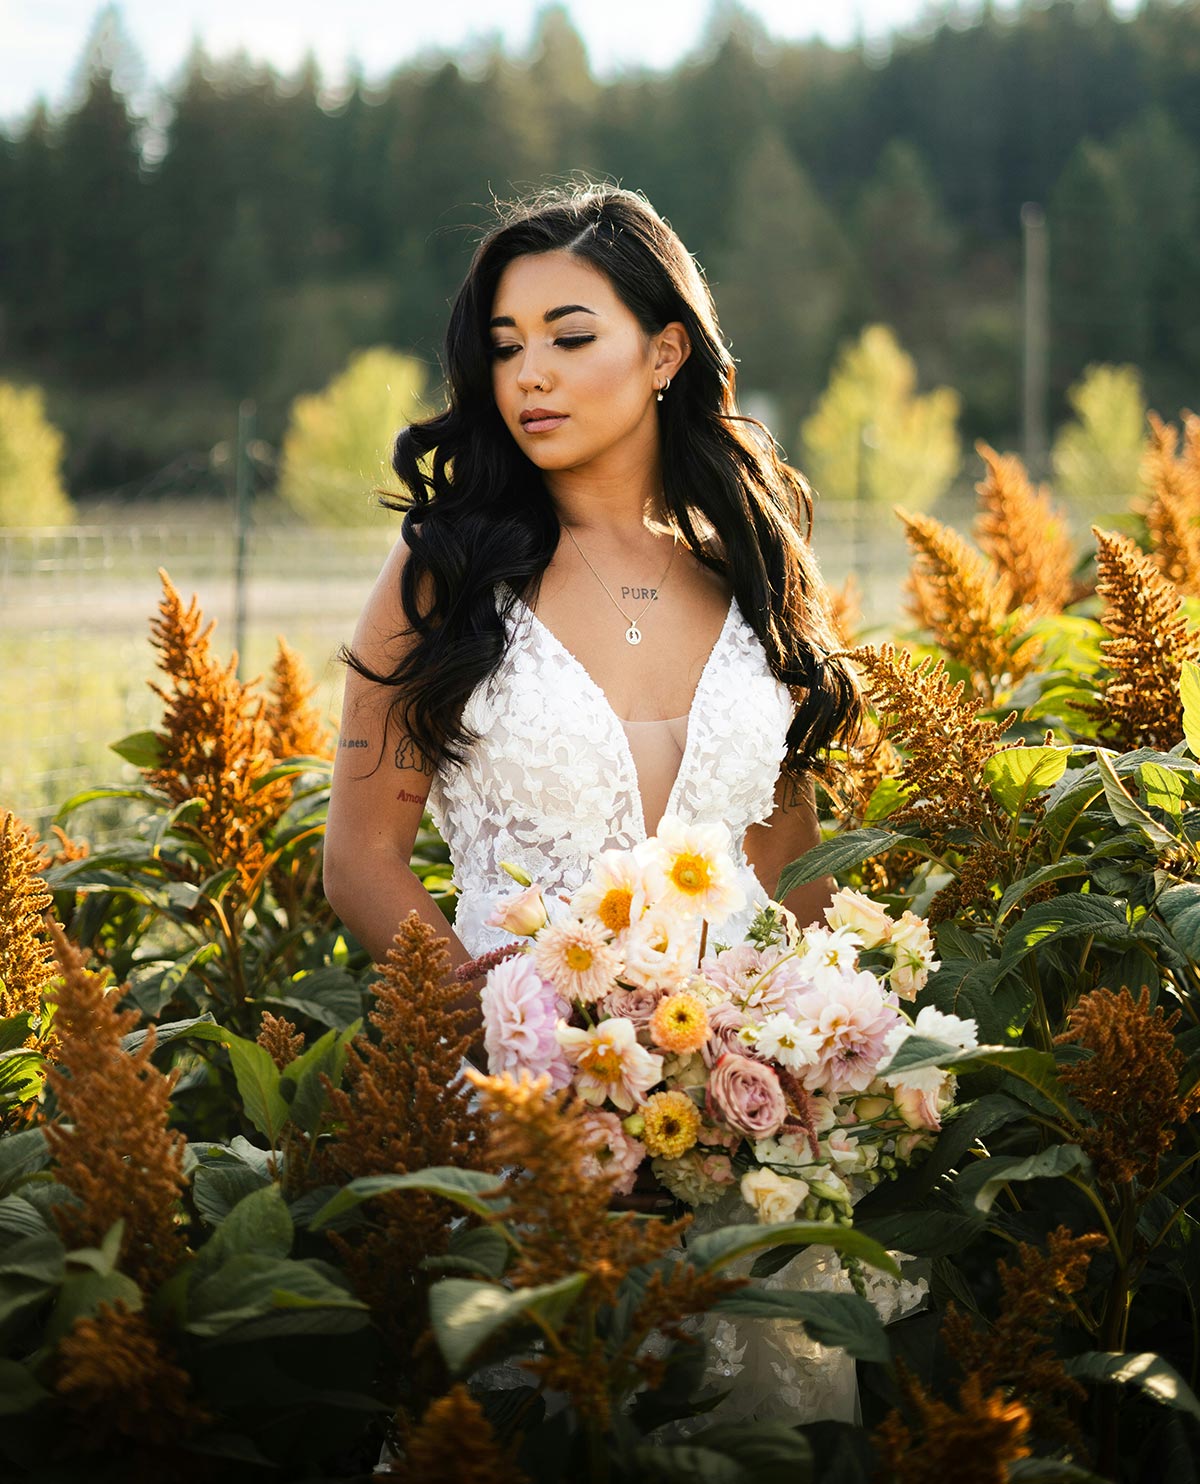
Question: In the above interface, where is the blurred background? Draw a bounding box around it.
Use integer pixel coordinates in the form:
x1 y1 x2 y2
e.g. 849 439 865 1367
2 0 1197 830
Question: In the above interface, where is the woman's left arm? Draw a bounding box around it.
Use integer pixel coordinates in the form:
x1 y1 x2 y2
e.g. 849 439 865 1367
742 770 835 931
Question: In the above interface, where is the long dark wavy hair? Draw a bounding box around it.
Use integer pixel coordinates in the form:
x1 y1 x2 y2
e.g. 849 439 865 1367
347 183 862 776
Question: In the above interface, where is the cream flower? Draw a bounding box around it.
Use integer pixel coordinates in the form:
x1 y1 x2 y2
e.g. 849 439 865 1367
572 849 650 940
533 917 621 1003
487 884 550 937
750 1012 823 1073
740 1167 810 1224
555 1016 663 1111
881 1006 978 1093
651 1149 729 1206
886 911 940 1001
639 815 746 925
620 906 697 993
824 887 894 949
797 925 865 983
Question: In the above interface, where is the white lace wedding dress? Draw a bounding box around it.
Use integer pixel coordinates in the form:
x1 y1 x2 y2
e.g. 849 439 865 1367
426 583 880 1426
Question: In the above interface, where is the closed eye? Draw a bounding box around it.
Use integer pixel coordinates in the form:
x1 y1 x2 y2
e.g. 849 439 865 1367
489 334 596 360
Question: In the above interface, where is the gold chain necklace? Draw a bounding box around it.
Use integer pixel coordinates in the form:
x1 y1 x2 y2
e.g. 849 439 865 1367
562 524 678 646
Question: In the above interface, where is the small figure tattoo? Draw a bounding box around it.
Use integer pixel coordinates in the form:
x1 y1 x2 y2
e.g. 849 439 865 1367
394 736 434 774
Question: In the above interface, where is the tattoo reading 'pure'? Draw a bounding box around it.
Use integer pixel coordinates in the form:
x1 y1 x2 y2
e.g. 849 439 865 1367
621 586 659 601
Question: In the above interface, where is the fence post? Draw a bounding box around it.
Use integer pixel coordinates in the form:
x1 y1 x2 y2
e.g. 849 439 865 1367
233 399 255 676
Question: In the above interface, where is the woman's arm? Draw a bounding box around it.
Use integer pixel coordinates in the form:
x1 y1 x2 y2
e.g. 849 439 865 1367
323 535 485 1052
741 770 835 931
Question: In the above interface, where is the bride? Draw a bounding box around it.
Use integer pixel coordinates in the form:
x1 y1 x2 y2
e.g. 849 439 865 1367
322 183 866 1425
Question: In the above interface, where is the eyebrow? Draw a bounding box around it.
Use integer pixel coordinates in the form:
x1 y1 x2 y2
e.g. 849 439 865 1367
488 304 598 329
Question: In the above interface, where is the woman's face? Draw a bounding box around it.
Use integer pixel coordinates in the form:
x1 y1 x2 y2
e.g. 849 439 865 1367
489 250 678 475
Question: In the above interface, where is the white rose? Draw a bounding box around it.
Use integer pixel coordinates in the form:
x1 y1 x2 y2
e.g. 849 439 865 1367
825 888 894 949
740 1167 810 1224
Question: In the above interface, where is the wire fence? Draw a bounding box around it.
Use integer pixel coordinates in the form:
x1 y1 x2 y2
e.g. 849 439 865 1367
0 494 973 838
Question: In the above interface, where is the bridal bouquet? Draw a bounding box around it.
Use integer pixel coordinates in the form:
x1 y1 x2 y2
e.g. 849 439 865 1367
476 816 976 1224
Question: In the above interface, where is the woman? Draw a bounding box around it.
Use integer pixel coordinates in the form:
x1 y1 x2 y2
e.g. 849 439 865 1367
325 183 860 970
323 183 865 1425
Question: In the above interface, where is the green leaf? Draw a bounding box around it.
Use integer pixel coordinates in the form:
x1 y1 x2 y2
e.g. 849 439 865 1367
207 1185 293 1263
864 777 912 825
776 829 923 898
1096 751 1177 848
684 1222 900 1279
432 1224 511 1281
0 1128 49 1195
126 944 220 1017
0 1194 50 1240
1141 762 1186 818
0 1231 67 1285
192 1157 274 1227
955 1144 1089 1213
983 745 1069 816
45 1268 143 1345
278 1021 361 1135
1158 884 1200 965
110 729 164 768
712 1287 889 1362
267 966 364 1031
0 1050 45 1105
223 1033 289 1146
429 1272 588 1374
632 1423 813 1484
855 1209 985 1258
0 1014 34 1054
307 1167 509 1230
1007 1462 1114 1482
0 1359 50 1416
996 858 1093 924
923 961 1032 1044
120 1012 223 1056
55 784 160 822
915 1093 1029 1192
1065 1351 1200 1420
186 1253 367 1339
887 1044 1074 1119
1182 659 1200 757
998 894 1133 971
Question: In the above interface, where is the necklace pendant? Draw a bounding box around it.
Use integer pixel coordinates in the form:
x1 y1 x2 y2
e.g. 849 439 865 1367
625 622 642 646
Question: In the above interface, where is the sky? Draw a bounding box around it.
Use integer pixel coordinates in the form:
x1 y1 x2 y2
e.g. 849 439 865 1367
0 0 1143 126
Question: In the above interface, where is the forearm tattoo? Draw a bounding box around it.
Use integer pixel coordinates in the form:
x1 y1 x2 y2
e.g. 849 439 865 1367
339 736 369 750
394 736 434 775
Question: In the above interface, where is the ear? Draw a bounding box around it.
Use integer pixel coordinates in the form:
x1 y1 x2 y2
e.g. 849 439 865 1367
652 322 691 382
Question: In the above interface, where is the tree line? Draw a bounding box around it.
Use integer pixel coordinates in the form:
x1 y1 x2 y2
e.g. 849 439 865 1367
0 0 1197 496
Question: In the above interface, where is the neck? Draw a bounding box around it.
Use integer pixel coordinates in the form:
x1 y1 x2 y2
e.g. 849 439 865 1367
543 449 669 541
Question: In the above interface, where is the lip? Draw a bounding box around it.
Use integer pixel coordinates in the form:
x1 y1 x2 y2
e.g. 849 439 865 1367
520 408 569 433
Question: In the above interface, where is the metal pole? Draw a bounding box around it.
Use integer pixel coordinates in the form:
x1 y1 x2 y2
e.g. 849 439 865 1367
1021 202 1049 476
233 399 255 677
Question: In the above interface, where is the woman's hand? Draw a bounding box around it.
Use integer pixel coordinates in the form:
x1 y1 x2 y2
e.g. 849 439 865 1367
609 1160 679 1216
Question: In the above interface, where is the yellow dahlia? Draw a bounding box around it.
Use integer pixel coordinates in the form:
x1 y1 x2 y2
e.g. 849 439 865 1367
649 990 710 1054
641 1089 702 1158
533 918 620 1003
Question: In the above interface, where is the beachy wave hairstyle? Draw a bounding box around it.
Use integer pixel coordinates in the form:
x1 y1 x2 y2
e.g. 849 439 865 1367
346 183 863 775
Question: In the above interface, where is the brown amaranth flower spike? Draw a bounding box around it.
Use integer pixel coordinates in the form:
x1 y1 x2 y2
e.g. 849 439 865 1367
467 1069 741 1427
43 922 187 1294
940 1225 1105 1453
1140 413 1200 599
828 572 862 648
386 1384 529 1483
848 644 1015 835
263 636 333 764
146 571 291 895
55 1299 209 1450
899 509 1036 701
256 1009 304 1070
320 913 493 1398
1086 528 1200 752
0 810 57 1024
1054 985 1198 1193
873 1368 1032 1484
974 441 1076 616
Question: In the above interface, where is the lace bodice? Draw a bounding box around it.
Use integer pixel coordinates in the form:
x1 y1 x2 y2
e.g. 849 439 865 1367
426 585 795 955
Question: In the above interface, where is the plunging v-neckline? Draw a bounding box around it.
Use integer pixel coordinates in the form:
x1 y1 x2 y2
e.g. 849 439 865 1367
503 583 738 840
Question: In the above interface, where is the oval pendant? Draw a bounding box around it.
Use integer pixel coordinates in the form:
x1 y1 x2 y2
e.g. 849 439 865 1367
625 623 642 646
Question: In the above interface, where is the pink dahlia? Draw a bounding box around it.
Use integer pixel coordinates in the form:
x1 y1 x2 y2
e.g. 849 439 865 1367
480 954 571 1089
700 943 810 1014
794 968 902 1096
599 984 665 1031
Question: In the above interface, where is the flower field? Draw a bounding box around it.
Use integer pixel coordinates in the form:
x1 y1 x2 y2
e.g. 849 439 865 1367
1 422 1199 1482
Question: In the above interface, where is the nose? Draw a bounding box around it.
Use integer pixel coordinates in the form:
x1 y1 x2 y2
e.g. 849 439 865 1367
515 354 549 392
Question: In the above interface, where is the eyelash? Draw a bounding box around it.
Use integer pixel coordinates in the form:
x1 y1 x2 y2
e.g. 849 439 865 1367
490 335 596 360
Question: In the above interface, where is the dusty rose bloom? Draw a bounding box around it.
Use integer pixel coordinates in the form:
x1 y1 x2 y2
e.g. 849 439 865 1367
600 984 665 1031
700 1001 754 1067
706 1052 788 1140
579 1109 646 1195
